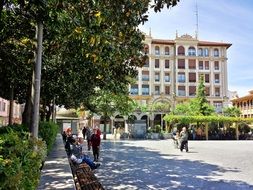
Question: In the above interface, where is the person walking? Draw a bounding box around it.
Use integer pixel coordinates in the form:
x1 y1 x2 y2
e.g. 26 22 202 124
82 126 87 139
91 127 101 162
64 128 76 156
179 127 189 152
86 126 92 151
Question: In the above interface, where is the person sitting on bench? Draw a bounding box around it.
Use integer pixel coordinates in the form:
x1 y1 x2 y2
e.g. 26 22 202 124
70 137 100 170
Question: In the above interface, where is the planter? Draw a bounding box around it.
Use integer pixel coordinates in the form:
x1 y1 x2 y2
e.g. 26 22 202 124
160 133 172 139
151 133 159 139
146 133 151 139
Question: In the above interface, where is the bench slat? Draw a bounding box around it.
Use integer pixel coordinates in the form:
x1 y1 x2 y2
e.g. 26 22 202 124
68 158 104 190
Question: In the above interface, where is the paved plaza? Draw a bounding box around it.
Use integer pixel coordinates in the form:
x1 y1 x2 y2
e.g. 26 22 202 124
92 139 253 190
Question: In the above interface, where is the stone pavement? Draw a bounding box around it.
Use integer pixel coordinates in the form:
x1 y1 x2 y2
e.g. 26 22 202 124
37 133 253 190
95 139 253 190
37 133 75 190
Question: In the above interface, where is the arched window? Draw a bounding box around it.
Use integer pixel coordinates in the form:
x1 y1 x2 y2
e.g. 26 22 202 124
188 46 196 56
178 46 185 55
198 48 203 56
165 46 170 55
204 48 209 57
214 48 219 57
155 46 160 55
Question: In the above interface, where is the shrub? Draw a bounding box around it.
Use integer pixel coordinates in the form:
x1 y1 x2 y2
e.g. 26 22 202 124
0 126 47 190
38 121 59 154
152 125 161 133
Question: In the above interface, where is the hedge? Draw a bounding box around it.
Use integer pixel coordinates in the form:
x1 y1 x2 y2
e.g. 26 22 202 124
0 122 59 189
0 125 47 190
164 115 253 124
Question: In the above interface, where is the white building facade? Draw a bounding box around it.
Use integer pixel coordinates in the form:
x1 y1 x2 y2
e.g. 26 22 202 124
129 33 232 129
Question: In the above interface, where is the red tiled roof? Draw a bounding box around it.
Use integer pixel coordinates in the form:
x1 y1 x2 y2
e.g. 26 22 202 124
231 94 253 102
198 41 232 48
151 39 174 45
150 38 232 49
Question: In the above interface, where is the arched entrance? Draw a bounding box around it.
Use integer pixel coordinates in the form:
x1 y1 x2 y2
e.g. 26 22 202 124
154 114 166 131
151 98 171 131
141 115 148 129
114 115 125 134
127 115 137 135
128 115 137 124
100 115 111 133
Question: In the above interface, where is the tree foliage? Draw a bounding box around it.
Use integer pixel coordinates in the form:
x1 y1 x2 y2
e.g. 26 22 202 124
174 75 215 116
223 106 241 117
195 74 214 116
150 101 171 112
88 89 137 118
174 76 215 116
164 115 253 124
0 0 180 121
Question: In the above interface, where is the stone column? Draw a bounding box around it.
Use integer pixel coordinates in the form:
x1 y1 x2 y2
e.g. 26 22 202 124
124 116 128 133
149 114 154 128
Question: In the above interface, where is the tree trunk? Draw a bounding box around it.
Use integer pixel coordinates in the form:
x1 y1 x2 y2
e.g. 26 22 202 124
103 121 107 140
22 81 33 131
31 21 43 138
103 113 107 140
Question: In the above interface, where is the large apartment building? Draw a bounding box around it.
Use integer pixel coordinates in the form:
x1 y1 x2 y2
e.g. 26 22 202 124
90 33 232 135
129 33 232 128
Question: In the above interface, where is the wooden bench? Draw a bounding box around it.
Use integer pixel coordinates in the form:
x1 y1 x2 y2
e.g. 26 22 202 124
68 158 104 190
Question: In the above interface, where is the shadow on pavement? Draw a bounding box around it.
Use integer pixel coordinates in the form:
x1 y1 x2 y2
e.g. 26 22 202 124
95 141 253 190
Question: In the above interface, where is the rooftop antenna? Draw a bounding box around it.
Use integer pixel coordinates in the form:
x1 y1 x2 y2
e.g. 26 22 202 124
195 0 199 39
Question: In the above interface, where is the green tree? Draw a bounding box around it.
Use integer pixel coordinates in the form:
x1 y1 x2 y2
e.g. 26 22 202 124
195 75 214 116
88 89 137 139
174 75 215 116
39 0 180 115
223 106 241 117
150 102 171 112
1 0 180 126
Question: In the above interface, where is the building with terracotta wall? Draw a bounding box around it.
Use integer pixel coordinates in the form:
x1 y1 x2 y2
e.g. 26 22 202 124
0 97 23 126
231 90 253 118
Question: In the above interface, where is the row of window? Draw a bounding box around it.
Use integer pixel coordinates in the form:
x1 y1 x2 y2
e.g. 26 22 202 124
145 45 221 57
141 72 220 84
177 73 220 83
144 59 220 70
130 85 221 97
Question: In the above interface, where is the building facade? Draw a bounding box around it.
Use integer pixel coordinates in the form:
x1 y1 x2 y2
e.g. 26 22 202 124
231 90 253 118
0 97 23 126
129 33 232 129
90 33 232 135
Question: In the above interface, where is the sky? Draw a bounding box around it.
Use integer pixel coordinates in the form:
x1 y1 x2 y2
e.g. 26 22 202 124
138 0 253 97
